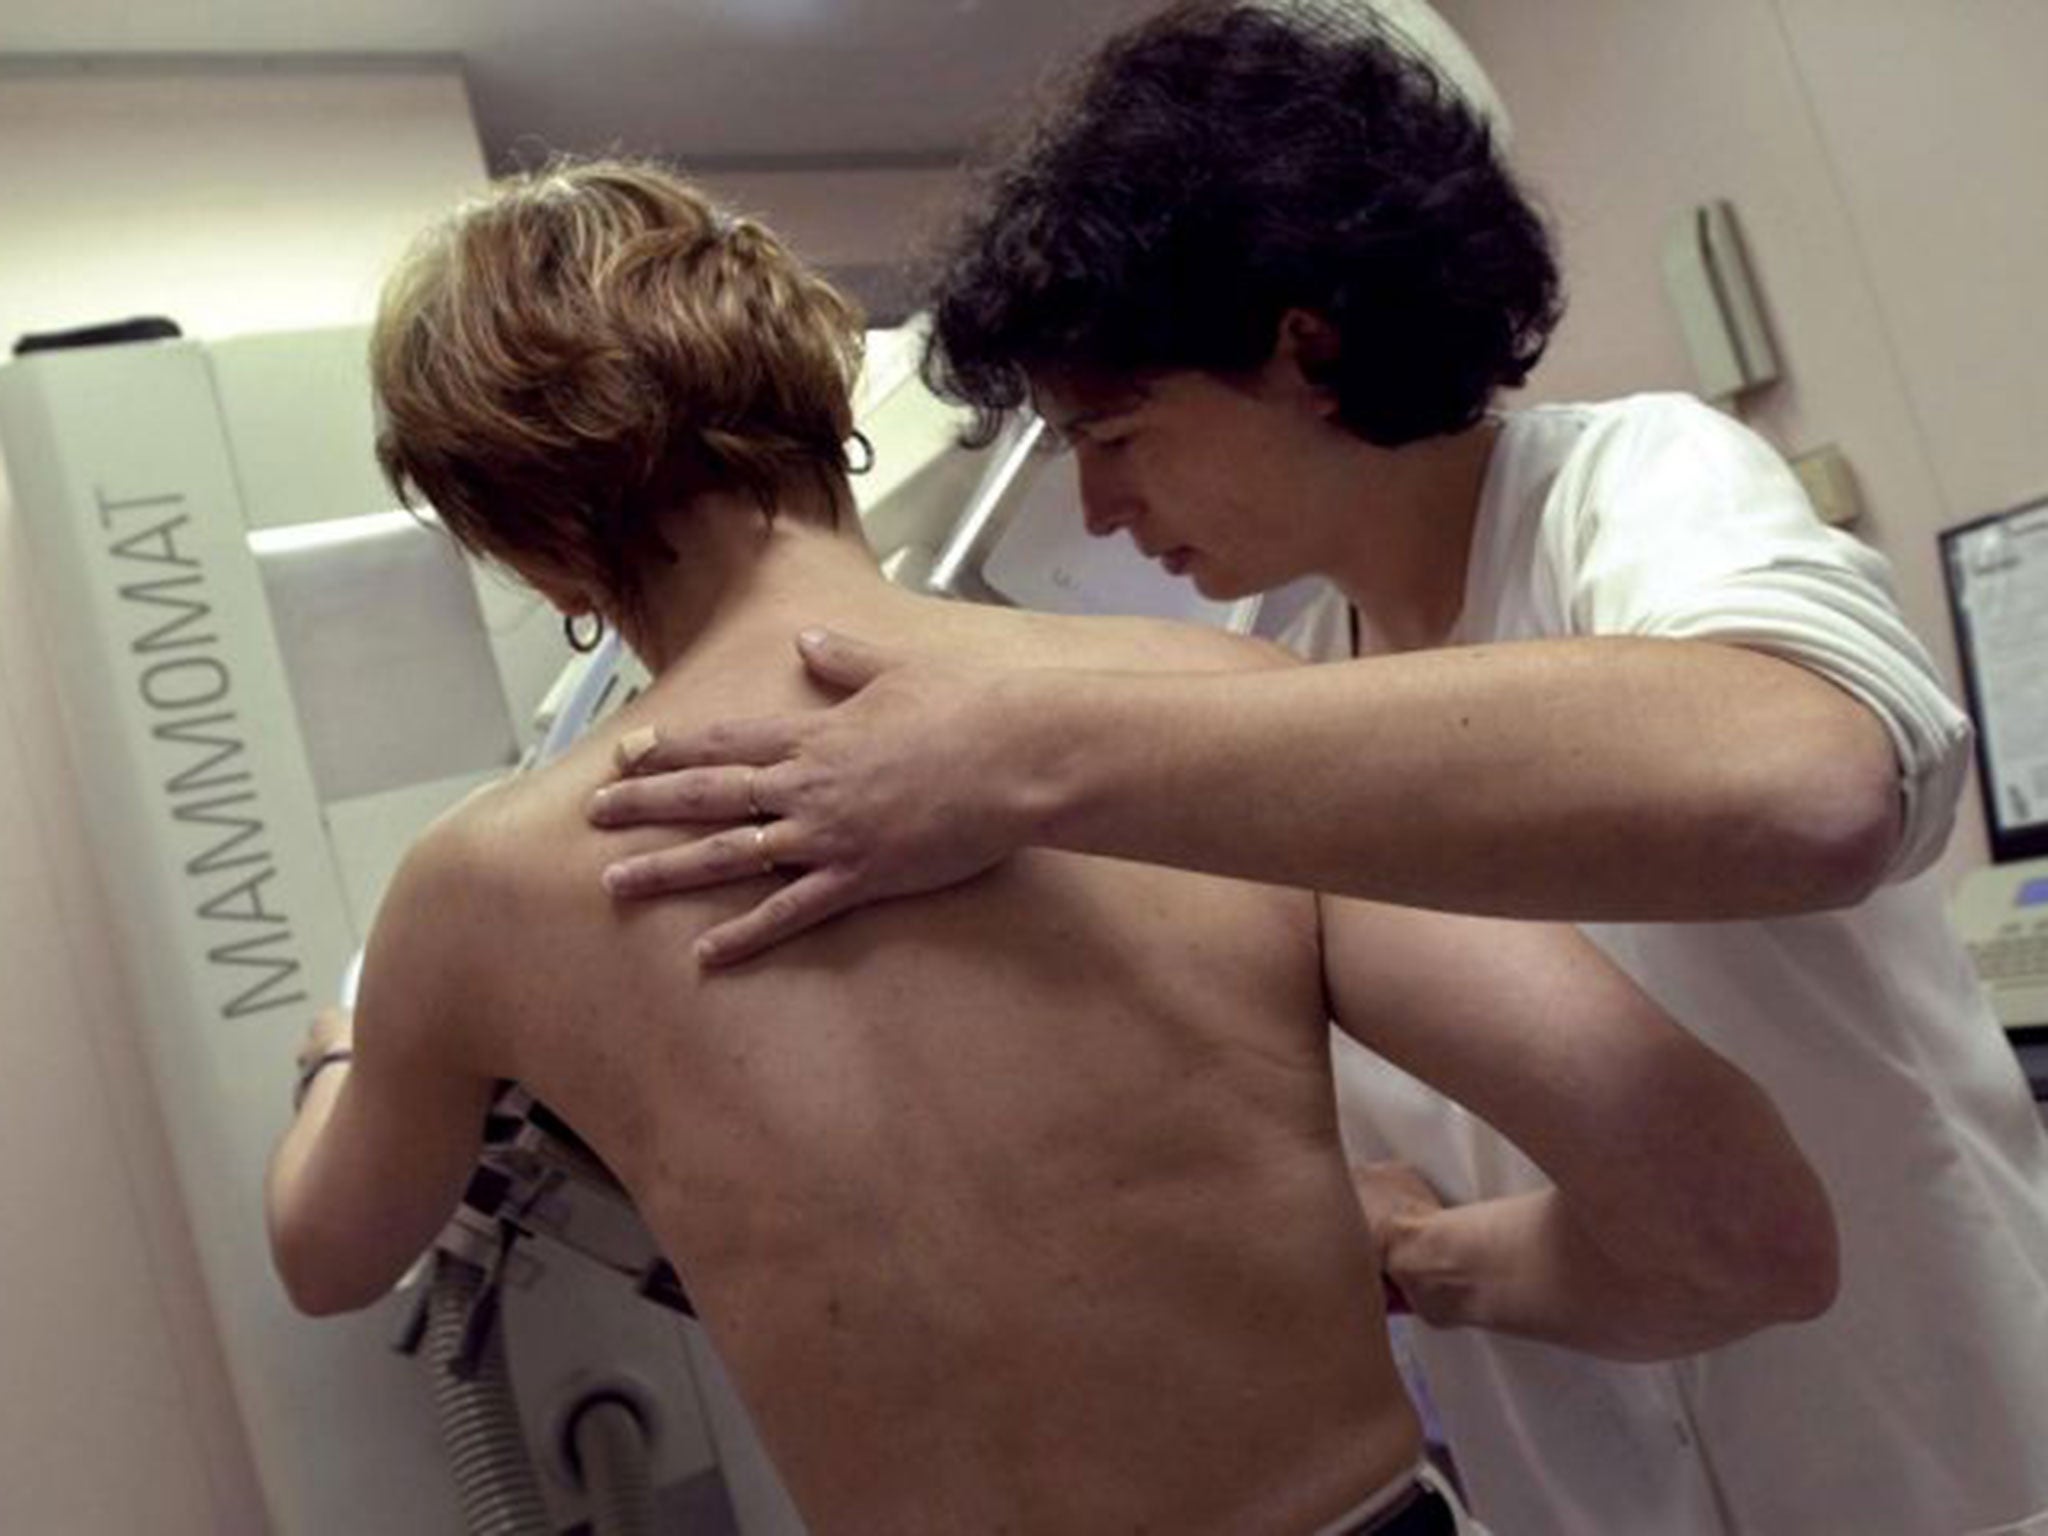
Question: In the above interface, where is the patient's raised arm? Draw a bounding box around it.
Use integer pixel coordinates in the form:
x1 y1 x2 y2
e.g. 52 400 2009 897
265 831 496 1316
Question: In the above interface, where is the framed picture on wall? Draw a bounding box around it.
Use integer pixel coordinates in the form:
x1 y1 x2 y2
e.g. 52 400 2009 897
1942 495 2048 864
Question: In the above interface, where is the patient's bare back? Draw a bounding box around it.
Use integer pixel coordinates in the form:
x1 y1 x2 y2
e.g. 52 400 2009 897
436 597 1416 1534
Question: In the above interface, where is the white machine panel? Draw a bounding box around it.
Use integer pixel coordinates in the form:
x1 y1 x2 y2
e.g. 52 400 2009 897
1953 859 2048 1032
0 337 460 1532
981 451 1259 630
251 509 519 804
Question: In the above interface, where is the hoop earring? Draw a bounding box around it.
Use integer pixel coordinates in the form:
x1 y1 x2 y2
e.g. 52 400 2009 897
563 612 604 654
846 430 875 476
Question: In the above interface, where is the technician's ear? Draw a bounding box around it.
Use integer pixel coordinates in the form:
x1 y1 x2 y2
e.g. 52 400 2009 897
1270 309 1345 419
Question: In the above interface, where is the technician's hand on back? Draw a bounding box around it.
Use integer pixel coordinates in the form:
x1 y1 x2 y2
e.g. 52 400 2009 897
590 628 1032 964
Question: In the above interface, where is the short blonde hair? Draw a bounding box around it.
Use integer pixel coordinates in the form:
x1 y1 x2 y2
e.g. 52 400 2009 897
370 158 864 621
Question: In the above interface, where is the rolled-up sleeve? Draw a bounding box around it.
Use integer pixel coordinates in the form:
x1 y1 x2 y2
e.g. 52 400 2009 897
1545 396 1972 882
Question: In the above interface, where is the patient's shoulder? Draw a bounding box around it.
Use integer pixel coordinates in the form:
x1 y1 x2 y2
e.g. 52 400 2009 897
348 791 513 1062
409 774 518 872
377 776 538 945
356 763 596 1063
996 608 1300 678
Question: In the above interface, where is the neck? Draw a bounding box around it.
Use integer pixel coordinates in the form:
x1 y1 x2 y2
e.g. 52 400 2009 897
1317 418 1500 653
616 482 900 674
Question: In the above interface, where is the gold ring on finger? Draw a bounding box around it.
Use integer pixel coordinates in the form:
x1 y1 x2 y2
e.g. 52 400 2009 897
753 823 776 876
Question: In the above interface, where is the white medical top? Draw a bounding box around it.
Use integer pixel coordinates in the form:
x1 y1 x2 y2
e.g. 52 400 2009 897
1290 394 2048 1536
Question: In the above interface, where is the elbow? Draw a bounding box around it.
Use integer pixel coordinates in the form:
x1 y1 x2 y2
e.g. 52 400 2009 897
1761 1177 1841 1323
1595 1224 1838 1364
1679 1171 1841 1348
1790 773 1897 910
1744 733 1900 913
1745 702 1901 912
1603 1074 1843 1355
269 1215 388 1318
1723 1196 1840 1330
276 1260 387 1319
282 1278 361 1320
272 1238 354 1318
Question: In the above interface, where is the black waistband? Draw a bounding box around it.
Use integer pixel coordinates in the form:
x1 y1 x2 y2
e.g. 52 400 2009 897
1338 1479 1458 1536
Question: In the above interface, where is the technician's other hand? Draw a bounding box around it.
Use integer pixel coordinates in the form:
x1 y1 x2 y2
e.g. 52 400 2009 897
1351 1161 1445 1315
588 628 1034 966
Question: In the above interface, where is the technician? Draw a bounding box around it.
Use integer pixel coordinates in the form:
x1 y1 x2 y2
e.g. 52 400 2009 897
587 6 2048 1533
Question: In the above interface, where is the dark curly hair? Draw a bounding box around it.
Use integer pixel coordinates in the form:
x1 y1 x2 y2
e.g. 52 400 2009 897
922 1 1562 448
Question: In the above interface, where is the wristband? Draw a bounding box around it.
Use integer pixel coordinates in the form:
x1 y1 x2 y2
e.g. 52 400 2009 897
292 1048 354 1112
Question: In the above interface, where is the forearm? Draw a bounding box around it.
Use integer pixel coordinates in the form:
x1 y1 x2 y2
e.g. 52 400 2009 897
264 1062 355 1312
1022 635 1898 919
1329 899 1841 1359
1385 1188 1815 1362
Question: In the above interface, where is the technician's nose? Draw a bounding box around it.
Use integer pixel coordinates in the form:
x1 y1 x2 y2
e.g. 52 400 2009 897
1075 453 1133 539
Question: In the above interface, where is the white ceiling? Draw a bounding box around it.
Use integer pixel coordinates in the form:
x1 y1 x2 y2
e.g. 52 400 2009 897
0 0 1157 170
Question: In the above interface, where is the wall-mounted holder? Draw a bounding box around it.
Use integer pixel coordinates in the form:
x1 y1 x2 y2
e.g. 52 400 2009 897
1662 198 1781 404
1791 444 1862 527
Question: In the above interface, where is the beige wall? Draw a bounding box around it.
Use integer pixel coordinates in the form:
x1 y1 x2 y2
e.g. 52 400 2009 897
1434 0 2048 888
0 63 486 1532
695 164 964 269
688 164 965 322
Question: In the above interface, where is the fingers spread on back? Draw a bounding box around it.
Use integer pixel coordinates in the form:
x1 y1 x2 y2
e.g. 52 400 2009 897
590 766 772 828
696 867 863 967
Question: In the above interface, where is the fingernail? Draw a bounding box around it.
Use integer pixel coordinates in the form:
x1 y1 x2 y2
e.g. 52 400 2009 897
694 936 721 965
588 787 614 824
615 726 659 771
796 628 828 651
601 863 629 895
